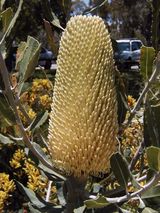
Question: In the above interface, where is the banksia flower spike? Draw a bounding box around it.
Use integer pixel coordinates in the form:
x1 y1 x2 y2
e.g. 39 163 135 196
48 15 118 178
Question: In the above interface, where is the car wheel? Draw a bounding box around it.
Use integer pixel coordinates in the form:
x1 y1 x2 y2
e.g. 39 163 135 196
44 60 51 69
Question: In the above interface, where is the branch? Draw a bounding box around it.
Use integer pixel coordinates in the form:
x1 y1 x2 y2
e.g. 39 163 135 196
0 52 66 181
129 140 145 171
105 172 160 203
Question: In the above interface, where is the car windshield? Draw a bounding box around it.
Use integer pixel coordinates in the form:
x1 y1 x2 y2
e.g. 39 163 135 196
132 42 142 51
117 42 130 52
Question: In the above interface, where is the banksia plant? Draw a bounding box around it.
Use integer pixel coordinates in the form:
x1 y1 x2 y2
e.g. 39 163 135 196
48 15 118 179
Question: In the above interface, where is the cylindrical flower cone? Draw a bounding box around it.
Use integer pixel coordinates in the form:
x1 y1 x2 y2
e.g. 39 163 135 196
48 15 118 178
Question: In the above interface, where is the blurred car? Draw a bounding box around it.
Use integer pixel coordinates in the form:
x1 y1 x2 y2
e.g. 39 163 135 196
115 39 143 70
38 47 54 69
5 46 55 71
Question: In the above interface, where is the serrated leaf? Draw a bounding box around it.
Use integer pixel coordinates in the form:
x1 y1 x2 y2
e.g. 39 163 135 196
142 207 158 213
140 46 155 80
142 185 160 199
84 195 109 209
16 41 26 63
110 152 130 188
146 146 160 171
0 133 14 144
0 0 23 45
1 7 13 33
16 36 41 83
0 95 16 126
44 19 58 56
30 111 48 132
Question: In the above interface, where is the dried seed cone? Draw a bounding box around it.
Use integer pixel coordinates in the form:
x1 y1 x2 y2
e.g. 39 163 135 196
48 15 118 178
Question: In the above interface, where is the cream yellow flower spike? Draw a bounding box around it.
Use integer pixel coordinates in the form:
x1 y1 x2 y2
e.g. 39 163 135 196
48 15 118 178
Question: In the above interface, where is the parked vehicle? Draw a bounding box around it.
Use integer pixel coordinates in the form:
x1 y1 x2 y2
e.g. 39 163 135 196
114 39 143 70
38 47 54 69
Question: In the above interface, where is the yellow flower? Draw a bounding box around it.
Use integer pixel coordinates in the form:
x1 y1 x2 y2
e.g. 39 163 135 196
24 160 47 194
48 16 118 178
10 149 25 169
28 108 36 120
40 94 52 108
0 173 15 210
128 95 136 108
32 79 52 92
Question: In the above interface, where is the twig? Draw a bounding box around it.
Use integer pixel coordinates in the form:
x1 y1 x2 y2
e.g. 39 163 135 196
0 52 66 181
129 140 145 171
105 172 160 203
46 180 53 202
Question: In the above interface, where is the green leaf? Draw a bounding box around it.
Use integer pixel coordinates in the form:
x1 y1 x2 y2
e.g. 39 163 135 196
41 1 64 30
28 204 41 213
0 95 16 126
144 99 160 147
1 7 13 33
74 206 86 213
0 0 6 11
16 36 41 93
44 19 58 56
38 162 66 181
146 146 160 171
142 185 160 199
0 133 14 144
119 207 130 213
29 143 66 181
115 70 128 125
140 46 155 80
30 111 48 132
16 181 46 209
110 152 130 188
32 142 51 163
142 207 158 213
0 0 23 45
16 181 63 212
51 12 64 30
0 38 6 58
84 195 109 209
